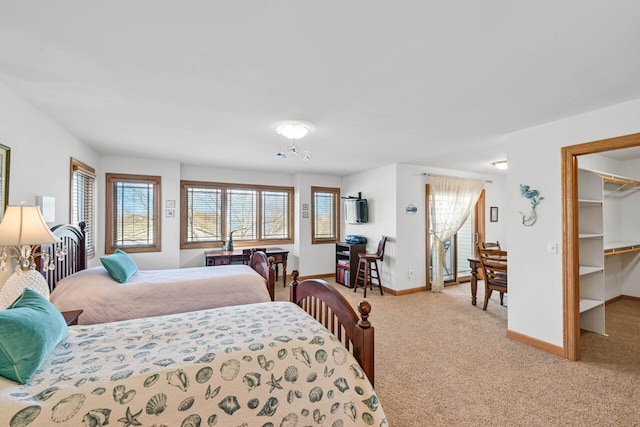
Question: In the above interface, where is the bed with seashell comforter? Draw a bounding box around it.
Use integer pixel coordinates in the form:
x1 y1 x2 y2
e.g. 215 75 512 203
1 301 387 426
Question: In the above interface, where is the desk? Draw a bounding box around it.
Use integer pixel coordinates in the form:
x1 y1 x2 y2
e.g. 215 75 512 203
467 258 480 306
205 248 289 286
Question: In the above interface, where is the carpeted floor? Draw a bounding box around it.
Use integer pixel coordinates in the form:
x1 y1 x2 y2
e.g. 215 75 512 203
275 278 640 426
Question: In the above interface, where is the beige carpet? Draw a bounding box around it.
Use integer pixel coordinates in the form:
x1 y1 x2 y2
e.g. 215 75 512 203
275 278 640 426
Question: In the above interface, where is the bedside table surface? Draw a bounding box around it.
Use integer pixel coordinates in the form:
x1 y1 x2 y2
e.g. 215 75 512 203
61 309 83 326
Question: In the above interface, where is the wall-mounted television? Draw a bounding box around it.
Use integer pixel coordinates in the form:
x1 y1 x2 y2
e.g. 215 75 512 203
344 198 368 224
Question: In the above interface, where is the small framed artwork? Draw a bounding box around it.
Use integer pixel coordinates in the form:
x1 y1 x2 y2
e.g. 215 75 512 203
165 209 175 218
302 211 309 218
490 206 499 222
302 203 309 211
0 144 10 220
166 200 176 208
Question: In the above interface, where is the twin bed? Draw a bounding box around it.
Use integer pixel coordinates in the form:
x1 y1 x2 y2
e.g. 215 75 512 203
1 224 385 426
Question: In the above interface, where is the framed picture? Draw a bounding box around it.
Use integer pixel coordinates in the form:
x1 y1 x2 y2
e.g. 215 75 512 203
0 144 10 221
302 203 309 211
302 211 309 218
165 209 175 218
490 206 499 222
166 200 176 208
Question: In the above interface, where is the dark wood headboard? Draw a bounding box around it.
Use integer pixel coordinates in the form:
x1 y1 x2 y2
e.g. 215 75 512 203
38 222 87 292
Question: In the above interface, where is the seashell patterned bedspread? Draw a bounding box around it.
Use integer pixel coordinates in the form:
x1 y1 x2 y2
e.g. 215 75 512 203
1 301 388 426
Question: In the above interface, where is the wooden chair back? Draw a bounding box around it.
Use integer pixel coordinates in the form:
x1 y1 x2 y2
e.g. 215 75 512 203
375 236 387 260
481 241 501 250
477 247 508 310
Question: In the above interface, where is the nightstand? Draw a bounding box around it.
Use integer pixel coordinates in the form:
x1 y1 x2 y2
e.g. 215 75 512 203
61 309 83 326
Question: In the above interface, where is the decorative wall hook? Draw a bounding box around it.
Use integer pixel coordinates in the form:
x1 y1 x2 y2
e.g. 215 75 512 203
519 184 544 226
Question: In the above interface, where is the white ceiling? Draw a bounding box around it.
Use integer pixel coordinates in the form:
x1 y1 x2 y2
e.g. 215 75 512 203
1 1 640 176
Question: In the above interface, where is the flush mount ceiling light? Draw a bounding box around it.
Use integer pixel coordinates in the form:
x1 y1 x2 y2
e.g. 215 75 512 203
492 160 508 170
273 120 314 161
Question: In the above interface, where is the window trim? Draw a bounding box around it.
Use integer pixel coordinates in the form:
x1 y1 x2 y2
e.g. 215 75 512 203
180 180 294 249
105 173 162 254
311 186 340 244
69 158 96 259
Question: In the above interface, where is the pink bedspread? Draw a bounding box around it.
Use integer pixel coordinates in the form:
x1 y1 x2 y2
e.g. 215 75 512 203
50 265 271 324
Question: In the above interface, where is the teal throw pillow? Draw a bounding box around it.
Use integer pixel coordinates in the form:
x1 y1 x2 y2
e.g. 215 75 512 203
0 288 68 384
100 248 138 283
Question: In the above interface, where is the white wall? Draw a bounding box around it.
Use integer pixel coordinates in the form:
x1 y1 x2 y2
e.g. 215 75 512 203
506 98 640 347
342 162 506 292
294 173 343 277
98 155 181 270
0 83 98 287
342 164 397 288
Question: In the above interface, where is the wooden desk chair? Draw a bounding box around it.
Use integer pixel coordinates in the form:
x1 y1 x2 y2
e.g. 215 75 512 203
481 241 501 250
242 248 266 264
477 246 507 310
354 236 387 297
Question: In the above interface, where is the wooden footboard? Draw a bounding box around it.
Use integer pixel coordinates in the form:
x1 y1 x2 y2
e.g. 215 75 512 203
289 270 375 386
249 252 276 301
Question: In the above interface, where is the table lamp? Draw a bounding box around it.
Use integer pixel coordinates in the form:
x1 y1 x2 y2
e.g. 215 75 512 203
0 205 61 308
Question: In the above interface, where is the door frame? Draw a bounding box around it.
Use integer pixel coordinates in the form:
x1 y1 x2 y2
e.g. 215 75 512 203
562 132 640 361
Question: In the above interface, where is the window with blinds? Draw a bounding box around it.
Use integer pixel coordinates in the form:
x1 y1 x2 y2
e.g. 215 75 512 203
311 186 340 244
70 158 96 258
180 181 294 248
105 173 161 253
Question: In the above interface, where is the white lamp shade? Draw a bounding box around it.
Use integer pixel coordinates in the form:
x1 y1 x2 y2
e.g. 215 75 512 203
0 269 50 308
0 205 59 246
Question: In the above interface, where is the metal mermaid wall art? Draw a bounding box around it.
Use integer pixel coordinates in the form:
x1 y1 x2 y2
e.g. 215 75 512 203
519 184 544 226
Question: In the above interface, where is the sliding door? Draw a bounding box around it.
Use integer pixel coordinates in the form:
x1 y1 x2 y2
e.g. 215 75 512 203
426 186 485 287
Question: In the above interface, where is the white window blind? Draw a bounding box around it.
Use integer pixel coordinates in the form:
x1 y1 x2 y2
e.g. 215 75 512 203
227 189 257 241
311 187 340 244
314 192 336 239
70 159 96 258
106 173 161 253
262 191 290 240
186 187 222 242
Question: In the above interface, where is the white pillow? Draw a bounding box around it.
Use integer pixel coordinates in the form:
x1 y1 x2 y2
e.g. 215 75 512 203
0 270 50 309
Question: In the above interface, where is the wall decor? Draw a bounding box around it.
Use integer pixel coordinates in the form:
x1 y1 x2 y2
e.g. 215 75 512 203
166 199 176 208
302 203 309 211
0 144 10 220
490 206 498 222
302 211 309 218
518 184 544 226
165 209 175 218
406 203 417 214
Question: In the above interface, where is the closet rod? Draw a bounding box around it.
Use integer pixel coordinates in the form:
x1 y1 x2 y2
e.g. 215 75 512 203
598 174 640 188
421 172 493 184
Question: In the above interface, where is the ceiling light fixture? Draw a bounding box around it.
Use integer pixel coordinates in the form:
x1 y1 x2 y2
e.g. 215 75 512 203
273 120 314 161
492 160 508 170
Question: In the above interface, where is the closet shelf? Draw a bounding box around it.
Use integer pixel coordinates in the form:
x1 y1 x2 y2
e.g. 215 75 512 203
579 233 603 239
579 298 604 314
578 199 602 207
579 266 603 276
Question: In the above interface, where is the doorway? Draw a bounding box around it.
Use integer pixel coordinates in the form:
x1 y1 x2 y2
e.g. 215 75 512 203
562 132 640 361
425 185 486 287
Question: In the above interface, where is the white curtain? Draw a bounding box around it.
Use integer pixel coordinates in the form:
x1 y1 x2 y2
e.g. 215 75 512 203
430 176 484 292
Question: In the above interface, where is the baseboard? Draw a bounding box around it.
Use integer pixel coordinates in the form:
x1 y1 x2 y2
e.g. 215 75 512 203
297 273 334 281
506 329 564 357
606 294 640 305
383 285 428 296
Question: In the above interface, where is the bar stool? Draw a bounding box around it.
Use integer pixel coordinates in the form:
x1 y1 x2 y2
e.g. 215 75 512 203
354 236 387 297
